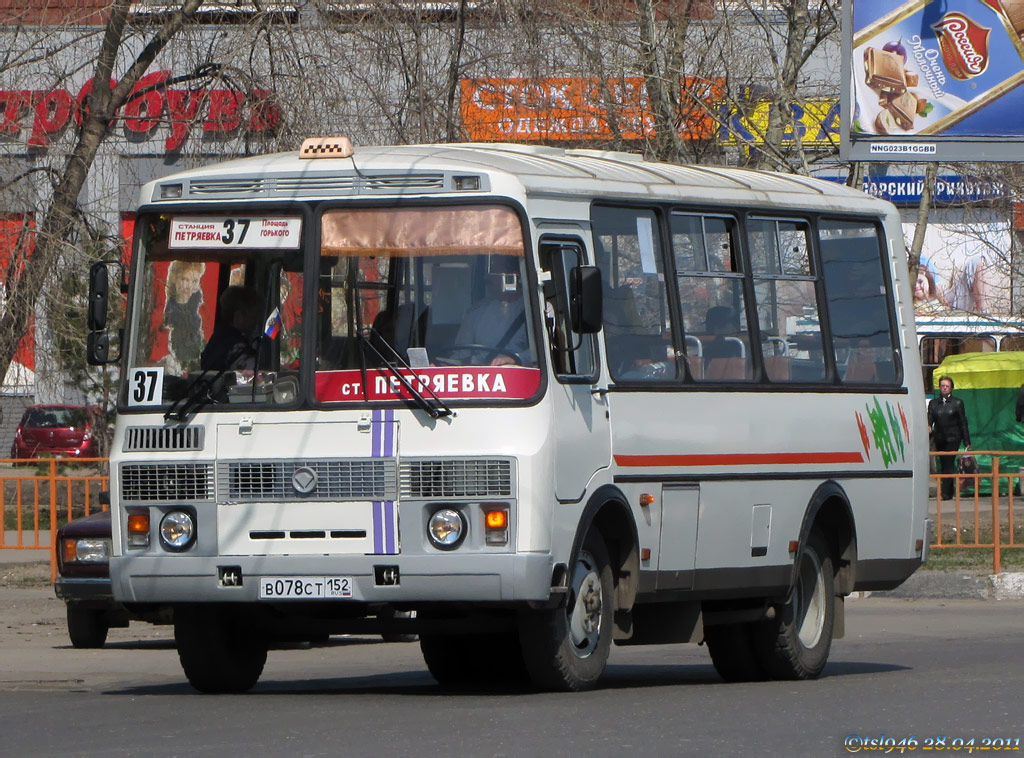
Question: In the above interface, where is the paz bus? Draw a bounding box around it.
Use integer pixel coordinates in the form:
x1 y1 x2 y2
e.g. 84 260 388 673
87 139 929 693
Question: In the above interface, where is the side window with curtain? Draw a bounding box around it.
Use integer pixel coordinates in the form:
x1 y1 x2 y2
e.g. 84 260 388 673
748 218 826 383
592 206 678 382
820 220 899 385
672 213 752 381
539 240 596 380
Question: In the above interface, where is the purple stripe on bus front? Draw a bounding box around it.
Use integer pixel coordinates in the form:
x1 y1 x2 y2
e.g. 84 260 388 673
371 409 382 459
372 501 383 553
385 501 395 554
384 409 395 457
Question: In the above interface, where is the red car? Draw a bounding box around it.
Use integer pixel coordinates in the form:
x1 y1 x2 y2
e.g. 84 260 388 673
9 404 99 459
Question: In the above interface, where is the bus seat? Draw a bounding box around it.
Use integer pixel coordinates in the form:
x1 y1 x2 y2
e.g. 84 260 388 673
844 351 878 382
685 334 703 357
763 355 791 381
686 354 704 379
371 303 428 359
703 357 749 381
724 336 745 357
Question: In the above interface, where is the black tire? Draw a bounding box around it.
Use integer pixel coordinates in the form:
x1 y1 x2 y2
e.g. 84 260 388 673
379 607 418 643
67 607 109 649
420 630 528 690
703 621 766 683
174 605 267 694
753 529 836 680
518 530 614 692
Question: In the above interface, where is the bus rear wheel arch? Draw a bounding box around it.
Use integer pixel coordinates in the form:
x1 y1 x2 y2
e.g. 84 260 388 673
705 524 841 682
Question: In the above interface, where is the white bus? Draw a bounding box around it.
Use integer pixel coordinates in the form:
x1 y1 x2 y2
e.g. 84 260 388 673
917 312 1024 395
88 139 929 693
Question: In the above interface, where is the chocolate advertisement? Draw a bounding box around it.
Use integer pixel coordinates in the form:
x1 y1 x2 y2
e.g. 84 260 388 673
852 0 1024 137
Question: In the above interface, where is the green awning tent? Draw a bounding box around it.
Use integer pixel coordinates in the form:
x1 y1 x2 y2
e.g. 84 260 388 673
933 351 1024 494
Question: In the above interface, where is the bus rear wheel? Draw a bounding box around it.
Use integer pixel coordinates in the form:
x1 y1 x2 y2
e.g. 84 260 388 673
518 530 613 692
753 529 835 680
704 621 765 682
174 605 268 694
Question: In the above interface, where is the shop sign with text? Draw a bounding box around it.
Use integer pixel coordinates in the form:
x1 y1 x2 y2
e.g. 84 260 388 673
0 70 281 151
461 77 723 141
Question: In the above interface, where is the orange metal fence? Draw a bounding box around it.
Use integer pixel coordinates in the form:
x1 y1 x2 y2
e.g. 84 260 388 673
929 449 1024 575
1 458 109 580
1 454 1018 579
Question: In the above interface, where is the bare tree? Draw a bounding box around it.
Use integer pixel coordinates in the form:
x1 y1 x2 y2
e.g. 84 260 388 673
0 0 206 391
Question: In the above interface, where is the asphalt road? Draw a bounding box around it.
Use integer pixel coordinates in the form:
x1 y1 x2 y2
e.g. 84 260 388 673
1 589 1022 757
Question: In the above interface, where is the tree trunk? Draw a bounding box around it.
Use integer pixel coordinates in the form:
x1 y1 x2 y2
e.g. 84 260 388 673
0 0 205 384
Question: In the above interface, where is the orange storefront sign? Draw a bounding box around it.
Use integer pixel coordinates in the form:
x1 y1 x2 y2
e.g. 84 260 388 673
461 77 723 141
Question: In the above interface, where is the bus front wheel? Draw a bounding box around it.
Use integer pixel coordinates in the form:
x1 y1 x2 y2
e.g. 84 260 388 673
174 605 268 694
753 529 835 680
518 530 614 692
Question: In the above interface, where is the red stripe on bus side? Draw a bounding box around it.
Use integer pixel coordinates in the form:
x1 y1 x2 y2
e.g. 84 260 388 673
614 451 866 467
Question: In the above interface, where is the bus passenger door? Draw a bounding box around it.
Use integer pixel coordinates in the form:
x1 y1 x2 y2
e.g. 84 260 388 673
540 239 611 500
657 484 699 590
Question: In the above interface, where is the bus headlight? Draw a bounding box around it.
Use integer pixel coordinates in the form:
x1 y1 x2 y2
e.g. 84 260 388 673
427 507 466 550
159 510 196 552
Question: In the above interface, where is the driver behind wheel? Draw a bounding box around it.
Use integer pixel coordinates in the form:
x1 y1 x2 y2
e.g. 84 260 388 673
451 254 534 366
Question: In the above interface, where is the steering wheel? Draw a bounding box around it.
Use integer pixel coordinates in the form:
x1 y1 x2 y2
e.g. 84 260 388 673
433 344 522 366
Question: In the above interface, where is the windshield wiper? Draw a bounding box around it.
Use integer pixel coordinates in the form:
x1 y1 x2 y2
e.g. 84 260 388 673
357 326 454 419
163 340 257 422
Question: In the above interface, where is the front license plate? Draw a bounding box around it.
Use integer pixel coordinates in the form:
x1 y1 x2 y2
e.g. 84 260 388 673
258 576 355 599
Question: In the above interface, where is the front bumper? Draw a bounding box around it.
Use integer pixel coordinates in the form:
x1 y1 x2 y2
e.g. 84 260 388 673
112 551 555 605
55 576 117 605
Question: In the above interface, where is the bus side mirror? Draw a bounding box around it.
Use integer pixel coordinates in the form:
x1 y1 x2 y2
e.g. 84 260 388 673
88 262 109 330
87 331 110 365
86 260 126 366
570 265 602 334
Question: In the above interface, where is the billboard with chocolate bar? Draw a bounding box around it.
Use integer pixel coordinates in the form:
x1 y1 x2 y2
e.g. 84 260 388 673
844 0 1024 160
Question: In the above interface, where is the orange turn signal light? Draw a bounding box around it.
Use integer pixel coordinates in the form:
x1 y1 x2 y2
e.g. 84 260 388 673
639 493 655 506
485 510 508 529
62 538 77 563
788 540 799 554
128 513 150 533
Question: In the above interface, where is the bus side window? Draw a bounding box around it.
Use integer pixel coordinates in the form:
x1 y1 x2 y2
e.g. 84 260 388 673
673 213 753 382
748 218 825 383
593 207 678 382
819 220 900 385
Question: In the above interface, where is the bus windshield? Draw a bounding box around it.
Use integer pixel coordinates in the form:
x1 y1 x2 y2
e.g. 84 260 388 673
125 204 540 411
314 205 539 403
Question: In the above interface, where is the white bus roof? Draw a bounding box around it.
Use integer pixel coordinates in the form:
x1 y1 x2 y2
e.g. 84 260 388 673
139 141 889 214
916 312 1024 332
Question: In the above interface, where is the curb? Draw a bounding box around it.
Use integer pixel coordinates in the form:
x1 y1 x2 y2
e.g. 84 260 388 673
850 570 1024 600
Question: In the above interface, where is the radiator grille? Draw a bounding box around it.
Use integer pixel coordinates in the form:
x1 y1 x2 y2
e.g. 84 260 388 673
123 425 204 452
400 459 513 499
120 463 215 502
219 459 398 501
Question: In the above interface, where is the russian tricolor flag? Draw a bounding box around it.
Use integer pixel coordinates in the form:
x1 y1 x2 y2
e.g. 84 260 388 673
263 307 282 339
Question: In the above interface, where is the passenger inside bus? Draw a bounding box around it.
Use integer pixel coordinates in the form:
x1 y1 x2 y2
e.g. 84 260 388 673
200 285 263 370
450 254 532 366
702 305 745 361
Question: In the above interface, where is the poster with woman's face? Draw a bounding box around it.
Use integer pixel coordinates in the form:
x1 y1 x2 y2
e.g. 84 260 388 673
907 219 1011 317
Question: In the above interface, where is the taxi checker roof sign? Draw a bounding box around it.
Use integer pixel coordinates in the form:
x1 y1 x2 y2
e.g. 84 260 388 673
169 216 302 249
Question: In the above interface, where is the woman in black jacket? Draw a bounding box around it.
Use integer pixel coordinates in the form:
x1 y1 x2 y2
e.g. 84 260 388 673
928 375 971 500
